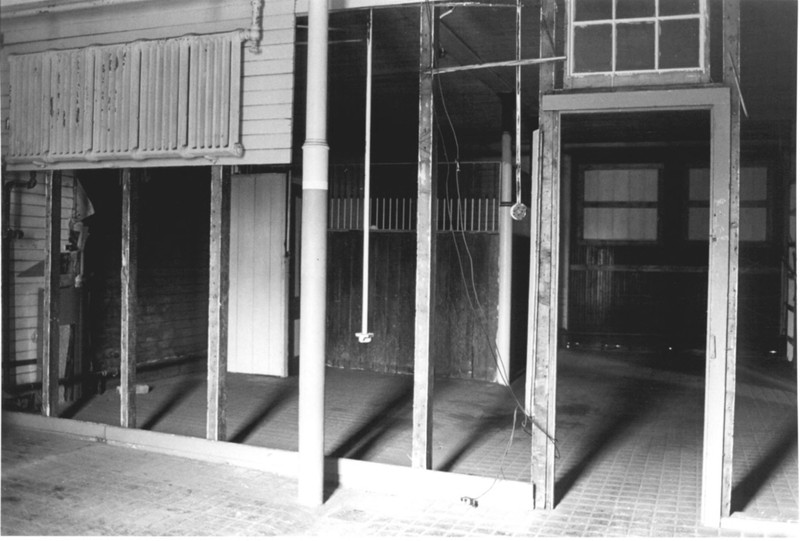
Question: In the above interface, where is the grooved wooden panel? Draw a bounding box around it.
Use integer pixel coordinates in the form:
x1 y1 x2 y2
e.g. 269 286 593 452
325 231 499 381
0 0 295 165
80 167 210 373
228 173 288 376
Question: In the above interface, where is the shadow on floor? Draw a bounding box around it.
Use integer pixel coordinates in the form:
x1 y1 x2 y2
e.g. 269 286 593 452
731 414 799 514
555 377 676 506
60 393 98 420
140 377 204 431
329 382 413 461
229 385 297 444
436 410 518 474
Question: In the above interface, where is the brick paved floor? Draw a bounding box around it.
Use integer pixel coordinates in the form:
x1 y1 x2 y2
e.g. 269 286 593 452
2 349 797 535
0 426 783 537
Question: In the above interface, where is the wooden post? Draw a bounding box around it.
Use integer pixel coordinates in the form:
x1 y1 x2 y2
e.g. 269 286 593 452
700 0 740 526
207 165 231 441
559 156 572 331
529 0 559 510
41 170 61 417
412 1 437 470
120 168 139 428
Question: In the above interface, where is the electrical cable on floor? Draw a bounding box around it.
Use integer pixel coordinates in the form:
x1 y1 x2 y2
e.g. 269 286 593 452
433 60 560 507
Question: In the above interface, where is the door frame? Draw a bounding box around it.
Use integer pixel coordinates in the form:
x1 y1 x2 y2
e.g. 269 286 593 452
527 87 737 526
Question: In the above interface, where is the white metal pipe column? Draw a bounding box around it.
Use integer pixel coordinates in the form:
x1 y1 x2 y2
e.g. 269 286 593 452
496 131 513 384
298 0 330 507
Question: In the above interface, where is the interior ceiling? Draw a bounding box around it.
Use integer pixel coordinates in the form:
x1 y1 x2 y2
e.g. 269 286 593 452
296 0 796 163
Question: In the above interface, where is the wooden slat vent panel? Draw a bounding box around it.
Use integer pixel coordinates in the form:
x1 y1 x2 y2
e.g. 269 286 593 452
8 32 243 165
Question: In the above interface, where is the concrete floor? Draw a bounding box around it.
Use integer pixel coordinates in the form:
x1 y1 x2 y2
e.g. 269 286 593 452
2 348 797 535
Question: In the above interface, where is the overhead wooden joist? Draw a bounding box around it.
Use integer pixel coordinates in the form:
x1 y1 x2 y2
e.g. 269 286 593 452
120 168 139 429
411 0 437 470
207 165 231 441
41 170 62 417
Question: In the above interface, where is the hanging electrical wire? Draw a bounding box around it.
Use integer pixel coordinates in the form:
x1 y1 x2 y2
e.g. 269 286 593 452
427 0 560 506
510 0 528 222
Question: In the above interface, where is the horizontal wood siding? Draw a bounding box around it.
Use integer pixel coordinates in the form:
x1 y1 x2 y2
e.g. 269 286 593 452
0 0 295 166
4 170 75 384
326 231 500 381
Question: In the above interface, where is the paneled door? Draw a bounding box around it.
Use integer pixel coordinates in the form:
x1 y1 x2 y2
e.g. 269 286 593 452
228 173 288 376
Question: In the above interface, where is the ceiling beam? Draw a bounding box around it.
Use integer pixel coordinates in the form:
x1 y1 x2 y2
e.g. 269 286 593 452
297 0 451 15
438 19 513 94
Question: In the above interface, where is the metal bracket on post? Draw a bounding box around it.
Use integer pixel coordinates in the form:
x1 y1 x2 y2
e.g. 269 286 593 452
355 332 374 343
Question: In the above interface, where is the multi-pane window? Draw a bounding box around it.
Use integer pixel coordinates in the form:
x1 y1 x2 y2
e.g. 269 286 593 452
687 166 769 242
581 166 660 241
567 0 708 87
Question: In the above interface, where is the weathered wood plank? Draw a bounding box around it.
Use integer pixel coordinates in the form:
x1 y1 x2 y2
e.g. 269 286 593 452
120 168 138 429
718 0 741 523
41 170 61 417
529 0 558 511
412 2 437 471
2 2 295 46
206 165 231 441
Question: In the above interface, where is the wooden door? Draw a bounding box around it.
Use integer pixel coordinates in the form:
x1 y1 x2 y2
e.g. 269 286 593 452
228 173 288 376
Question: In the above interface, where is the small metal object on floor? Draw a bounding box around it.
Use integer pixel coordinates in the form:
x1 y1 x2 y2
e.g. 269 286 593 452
1 425 786 537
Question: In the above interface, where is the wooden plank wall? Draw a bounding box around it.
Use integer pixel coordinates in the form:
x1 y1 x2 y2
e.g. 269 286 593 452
80 168 210 375
4 170 76 385
325 231 500 381
0 0 295 166
228 173 288 376
564 147 783 352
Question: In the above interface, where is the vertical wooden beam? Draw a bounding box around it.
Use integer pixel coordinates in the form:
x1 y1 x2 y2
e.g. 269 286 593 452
721 0 741 520
559 155 572 331
207 165 231 441
700 0 740 526
528 0 559 510
120 168 139 428
41 170 61 417
411 1 437 470
525 129 540 418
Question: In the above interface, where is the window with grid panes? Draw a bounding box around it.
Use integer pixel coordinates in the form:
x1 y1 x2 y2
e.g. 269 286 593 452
581 166 660 242
567 0 708 88
687 166 769 242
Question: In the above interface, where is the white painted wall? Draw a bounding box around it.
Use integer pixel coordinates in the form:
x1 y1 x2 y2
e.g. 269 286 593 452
0 0 296 167
228 173 288 376
5 170 76 384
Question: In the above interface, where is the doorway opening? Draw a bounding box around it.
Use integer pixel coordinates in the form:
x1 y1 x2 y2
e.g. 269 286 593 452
554 109 711 507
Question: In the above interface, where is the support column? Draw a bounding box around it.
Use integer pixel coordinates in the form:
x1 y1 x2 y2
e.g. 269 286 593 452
120 169 139 428
496 95 513 385
701 0 740 526
42 170 61 417
298 0 329 506
207 165 231 441
411 1 437 470
530 0 559 510
559 156 572 331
